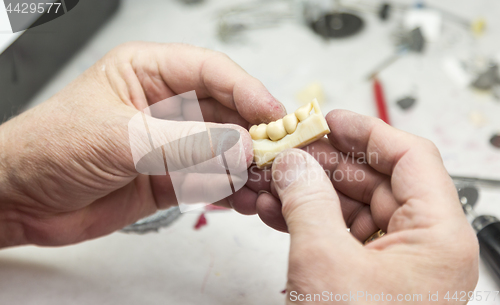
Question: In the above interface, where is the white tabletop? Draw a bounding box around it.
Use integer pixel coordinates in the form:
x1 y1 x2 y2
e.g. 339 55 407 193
1 0 500 304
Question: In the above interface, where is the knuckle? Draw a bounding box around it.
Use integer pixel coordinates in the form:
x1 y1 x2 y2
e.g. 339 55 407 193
212 50 230 60
106 41 157 60
204 51 231 67
420 138 440 155
107 41 137 57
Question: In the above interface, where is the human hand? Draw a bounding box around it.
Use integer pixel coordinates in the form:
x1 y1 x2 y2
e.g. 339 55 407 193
0 42 286 248
255 110 479 304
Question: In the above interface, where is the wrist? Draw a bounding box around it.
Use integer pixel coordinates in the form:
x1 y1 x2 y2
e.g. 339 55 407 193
0 121 27 248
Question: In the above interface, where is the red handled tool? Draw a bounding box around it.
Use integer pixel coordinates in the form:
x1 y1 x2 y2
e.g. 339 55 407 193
373 77 391 125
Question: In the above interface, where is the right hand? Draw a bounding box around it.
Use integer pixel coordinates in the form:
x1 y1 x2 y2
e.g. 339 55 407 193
256 110 479 304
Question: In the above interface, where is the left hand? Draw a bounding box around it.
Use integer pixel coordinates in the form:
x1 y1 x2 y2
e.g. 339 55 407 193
0 42 286 248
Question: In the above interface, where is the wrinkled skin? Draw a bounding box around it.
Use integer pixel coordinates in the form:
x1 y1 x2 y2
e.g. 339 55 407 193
0 42 286 247
0 42 478 305
256 111 479 305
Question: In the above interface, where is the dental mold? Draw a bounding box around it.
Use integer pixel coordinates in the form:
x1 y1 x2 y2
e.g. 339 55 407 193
250 99 330 169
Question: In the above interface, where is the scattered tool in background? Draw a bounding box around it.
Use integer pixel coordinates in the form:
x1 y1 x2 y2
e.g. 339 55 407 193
371 1 485 36
378 3 391 21
309 10 364 39
372 77 391 125
121 207 182 234
366 25 426 123
396 95 417 110
490 133 500 149
443 56 500 100
397 27 425 53
367 27 425 80
217 0 368 43
217 0 295 43
194 205 229 231
178 0 204 5
458 185 479 215
452 176 500 188
458 185 500 283
472 63 500 91
472 214 500 282
194 213 208 230
303 0 365 39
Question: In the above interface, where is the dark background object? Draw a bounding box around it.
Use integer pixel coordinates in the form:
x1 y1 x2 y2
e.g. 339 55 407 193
396 96 416 110
178 0 204 4
0 0 120 123
490 133 500 148
121 207 182 234
379 3 391 21
458 185 500 284
472 64 500 91
310 12 364 39
458 186 479 209
402 27 425 53
473 215 500 283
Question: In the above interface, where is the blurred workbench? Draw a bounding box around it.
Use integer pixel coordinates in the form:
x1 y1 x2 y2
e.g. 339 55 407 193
1 0 500 304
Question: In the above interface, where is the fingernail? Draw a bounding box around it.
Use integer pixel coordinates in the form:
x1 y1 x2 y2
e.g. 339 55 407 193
258 190 270 195
215 129 240 157
210 128 245 170
272 152 307 191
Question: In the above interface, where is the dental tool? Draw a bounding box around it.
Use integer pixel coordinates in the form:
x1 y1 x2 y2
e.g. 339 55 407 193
458 185 500 282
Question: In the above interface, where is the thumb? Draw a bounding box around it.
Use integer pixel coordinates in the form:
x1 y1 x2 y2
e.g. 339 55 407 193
128 111 253 175
271 149 353 245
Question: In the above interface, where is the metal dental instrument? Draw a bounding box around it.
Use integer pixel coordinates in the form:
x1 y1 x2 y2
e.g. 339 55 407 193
121 207 182 234
458 185 500 282
452 176 500 189
366 27 425 80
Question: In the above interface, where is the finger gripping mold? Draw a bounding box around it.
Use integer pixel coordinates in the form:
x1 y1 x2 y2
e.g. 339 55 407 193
250 99 330 169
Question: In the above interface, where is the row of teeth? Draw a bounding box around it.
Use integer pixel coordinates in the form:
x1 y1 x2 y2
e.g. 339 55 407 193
250 102 313 141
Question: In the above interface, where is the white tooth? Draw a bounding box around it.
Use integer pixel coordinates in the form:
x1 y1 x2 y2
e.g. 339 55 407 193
251 123 269 140
249 125 258 140
283 113 299 134
295 103 313 121
267 119 287 141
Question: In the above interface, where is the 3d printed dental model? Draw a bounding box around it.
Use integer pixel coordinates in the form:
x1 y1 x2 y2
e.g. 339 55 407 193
250 99 331 169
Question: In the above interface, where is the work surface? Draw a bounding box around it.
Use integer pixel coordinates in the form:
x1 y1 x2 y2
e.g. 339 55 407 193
1 0 500 304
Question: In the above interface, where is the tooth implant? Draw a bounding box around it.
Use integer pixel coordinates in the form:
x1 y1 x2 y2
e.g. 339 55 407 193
267 119 287 141
249 99 330 168
295 103 313 121
249 123 269 140
283 113 298 134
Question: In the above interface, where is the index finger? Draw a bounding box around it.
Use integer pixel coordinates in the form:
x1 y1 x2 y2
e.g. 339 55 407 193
325 110 461 218
133 43 286 124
